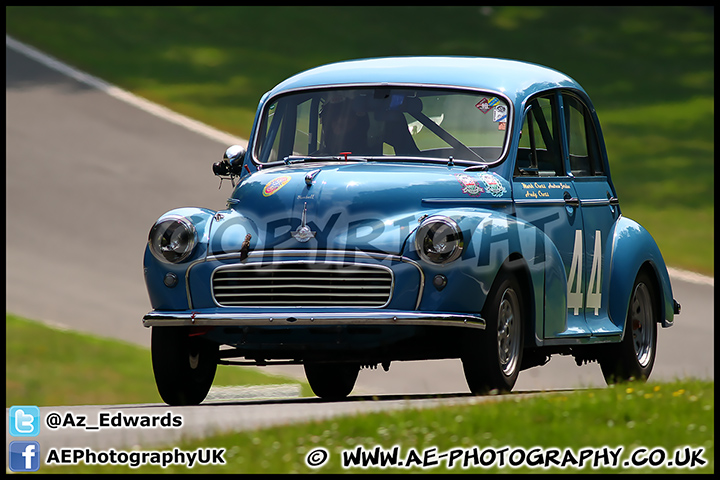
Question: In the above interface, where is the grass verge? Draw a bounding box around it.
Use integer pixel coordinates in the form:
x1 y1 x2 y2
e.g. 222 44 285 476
5 313 308 407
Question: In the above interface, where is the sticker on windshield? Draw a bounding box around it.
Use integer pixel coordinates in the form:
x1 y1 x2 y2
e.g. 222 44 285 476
493 104 507 123
262 176 291 197
475 97 499 114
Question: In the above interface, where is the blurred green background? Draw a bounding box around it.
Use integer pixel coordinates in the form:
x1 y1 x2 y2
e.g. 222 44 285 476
6 6 714 274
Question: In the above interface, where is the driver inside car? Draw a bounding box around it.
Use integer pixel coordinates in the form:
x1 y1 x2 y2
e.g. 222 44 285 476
318 97 371 155
318 93 423 157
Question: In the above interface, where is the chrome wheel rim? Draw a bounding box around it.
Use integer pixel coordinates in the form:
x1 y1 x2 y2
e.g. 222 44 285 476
497 287 521 376
630 283 654 367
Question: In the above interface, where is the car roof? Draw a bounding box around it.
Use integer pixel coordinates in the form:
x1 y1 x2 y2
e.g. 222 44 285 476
267 56 586 105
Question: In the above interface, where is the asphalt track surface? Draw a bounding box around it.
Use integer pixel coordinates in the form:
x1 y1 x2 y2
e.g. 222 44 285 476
5 36 714 455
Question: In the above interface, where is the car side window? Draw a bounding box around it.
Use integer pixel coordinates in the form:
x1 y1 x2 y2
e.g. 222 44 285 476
257 96 316 163
563 94 604 176
515 95 563 177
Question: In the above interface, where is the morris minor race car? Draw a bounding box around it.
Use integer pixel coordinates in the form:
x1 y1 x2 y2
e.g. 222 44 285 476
143 57 680 405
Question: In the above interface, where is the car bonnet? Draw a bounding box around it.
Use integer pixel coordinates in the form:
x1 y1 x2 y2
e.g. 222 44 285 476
208 162 511 256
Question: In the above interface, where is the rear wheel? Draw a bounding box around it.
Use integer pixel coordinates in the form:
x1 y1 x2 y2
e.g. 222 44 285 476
304 362 359 400
599 270 657 384
462 271 524 394
151 327 218 406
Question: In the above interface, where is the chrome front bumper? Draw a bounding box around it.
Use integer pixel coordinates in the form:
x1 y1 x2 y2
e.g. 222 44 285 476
143 310 485 330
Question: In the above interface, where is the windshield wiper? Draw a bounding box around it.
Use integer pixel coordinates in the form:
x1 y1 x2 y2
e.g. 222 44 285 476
362 156 488 169
283 155 368 165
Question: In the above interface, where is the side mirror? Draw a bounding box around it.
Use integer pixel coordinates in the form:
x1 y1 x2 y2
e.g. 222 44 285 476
224 144 246 164
213 145 247 176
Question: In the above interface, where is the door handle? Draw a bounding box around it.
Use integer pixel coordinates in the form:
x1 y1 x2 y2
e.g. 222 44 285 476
563 191 580 207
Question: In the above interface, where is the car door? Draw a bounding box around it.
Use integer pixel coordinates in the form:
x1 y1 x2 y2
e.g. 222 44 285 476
512 92 592 340
560 92 621 335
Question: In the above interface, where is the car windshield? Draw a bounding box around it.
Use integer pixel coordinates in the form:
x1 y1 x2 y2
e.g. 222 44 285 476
253 87 510 165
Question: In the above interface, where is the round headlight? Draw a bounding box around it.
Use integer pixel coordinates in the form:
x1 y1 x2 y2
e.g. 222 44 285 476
148 216 197 263
415 216 464 264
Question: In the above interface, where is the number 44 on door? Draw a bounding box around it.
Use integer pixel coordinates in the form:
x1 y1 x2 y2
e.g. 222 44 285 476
567 230 602 316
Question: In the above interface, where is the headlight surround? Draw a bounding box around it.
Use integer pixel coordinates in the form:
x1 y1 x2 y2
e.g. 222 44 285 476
415 216 464 264
148 216 197 263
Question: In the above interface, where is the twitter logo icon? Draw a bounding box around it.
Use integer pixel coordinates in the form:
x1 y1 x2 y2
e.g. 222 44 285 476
9 406 40 437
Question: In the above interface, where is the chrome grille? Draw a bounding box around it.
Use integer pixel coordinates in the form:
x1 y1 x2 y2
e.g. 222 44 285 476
212 262 393 307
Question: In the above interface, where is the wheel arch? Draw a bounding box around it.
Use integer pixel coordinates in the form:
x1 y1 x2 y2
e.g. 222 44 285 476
638 260 667 327
607 217 676 330
465 212 554 345
497 252 537 347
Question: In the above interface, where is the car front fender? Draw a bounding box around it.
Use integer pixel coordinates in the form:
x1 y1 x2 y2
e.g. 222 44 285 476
408 209 564 344
143 207 216 310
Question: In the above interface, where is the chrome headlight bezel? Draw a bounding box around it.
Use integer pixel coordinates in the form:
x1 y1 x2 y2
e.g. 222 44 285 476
148 215 197 264
415 216 464 265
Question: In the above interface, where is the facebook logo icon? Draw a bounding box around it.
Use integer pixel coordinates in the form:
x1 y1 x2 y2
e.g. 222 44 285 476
9 405 40 436
9 441 41 472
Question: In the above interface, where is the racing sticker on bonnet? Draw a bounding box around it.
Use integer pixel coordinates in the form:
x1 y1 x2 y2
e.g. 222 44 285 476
262 175 291 197
454 173 484 197
479 173 506 197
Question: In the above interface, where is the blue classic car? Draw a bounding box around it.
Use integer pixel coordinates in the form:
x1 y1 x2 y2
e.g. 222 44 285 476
143 57 680 405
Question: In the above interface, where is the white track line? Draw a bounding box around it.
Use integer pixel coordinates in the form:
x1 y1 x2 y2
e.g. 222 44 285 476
6 34 247 147
205 384 302 401
7 35 714 287
666 267 713 286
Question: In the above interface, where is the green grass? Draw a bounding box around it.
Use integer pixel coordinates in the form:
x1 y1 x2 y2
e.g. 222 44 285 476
41 380 714 473
5 313 308 407
5 6 713 274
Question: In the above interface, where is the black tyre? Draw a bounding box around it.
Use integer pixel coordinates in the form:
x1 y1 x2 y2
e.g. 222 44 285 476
151 326 218 406
462 271 524 394
599 271 657 384
304 362 359 400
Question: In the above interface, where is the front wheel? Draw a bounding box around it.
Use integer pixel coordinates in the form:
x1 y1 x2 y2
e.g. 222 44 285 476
304 362 359 400
462 271 524 394
599 271 657 384
151 327 218 406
